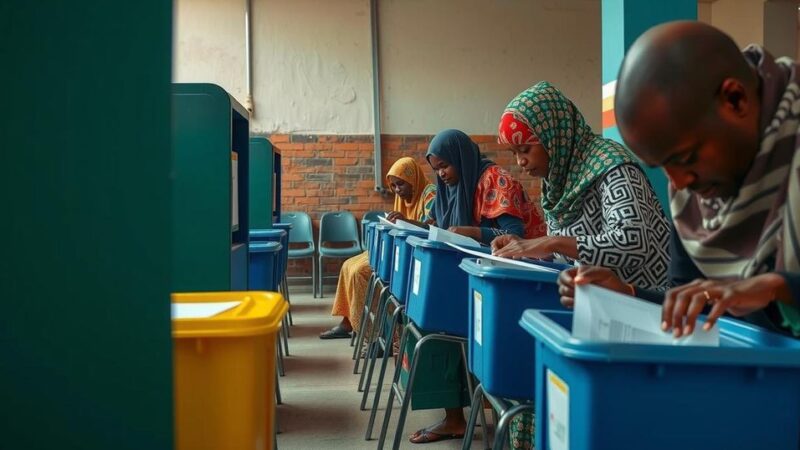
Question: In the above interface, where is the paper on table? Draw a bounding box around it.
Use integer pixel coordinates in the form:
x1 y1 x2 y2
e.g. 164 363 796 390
428 226 482 248
172 301 241 319
572 284 719 346
394 219 427 232
445 243 560 273
378 215 397 228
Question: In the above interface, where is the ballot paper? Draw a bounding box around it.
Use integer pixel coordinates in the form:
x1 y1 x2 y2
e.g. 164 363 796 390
572 284 720 346
445 243 560 273
428 226 482 248
395 220 427 232
172 301 241 319
378 215 396 227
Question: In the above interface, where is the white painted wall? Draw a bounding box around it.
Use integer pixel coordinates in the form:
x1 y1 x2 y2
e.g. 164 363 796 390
174 0 373 134
697 3 712 24
173 0 601 134
709 0 766 49
378 0 601 134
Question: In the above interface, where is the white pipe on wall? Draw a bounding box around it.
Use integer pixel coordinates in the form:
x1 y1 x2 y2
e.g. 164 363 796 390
244 0 254 115
370 0 386 194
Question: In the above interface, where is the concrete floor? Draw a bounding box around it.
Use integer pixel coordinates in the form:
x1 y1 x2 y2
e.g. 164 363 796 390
275 289 491 450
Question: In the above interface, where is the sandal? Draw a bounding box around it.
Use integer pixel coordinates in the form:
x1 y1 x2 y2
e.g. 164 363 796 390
408 427 464 444
319 324 352 339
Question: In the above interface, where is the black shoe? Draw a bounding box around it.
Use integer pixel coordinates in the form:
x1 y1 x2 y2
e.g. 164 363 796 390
319 325 352 339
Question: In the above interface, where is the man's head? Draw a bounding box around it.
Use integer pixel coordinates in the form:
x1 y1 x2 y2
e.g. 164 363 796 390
615 21 760 199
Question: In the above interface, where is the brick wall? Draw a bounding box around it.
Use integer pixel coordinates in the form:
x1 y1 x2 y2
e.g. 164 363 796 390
265 133 543 284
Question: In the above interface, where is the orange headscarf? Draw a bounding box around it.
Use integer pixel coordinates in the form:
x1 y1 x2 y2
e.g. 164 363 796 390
386 157 436 221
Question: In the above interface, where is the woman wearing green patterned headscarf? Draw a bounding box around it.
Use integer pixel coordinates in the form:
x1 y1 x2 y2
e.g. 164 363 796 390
492 82 671 449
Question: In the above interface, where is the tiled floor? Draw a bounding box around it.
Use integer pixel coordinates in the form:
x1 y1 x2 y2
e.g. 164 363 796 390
276 288 490 450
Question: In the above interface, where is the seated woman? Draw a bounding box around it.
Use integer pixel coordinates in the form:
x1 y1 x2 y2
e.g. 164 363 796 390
491 81 671 448
320 157 436 339
407 129 545 444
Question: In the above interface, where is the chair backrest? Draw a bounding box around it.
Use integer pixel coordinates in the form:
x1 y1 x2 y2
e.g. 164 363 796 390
362 210 385 223
319 211 359 245
279 211 314 247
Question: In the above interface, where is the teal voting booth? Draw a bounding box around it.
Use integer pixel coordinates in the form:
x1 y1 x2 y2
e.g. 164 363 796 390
172 83 251 292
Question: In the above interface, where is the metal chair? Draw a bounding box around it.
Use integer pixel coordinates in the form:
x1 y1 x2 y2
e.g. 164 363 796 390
280 211 317 297
317 211 362 297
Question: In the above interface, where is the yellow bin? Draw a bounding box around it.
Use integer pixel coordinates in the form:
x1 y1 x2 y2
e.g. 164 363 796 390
172 291 287 450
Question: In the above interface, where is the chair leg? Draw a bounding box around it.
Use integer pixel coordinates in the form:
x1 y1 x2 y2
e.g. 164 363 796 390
360 286 390 410
366 303 403 439
275 360 283 405
312 256 318 298
463 384 485 450
376 323 410 448
388 329 425 450
282 316 290 356
353 274 378 372
492 404 532 450
276 337 285 377
280 277 293 327
318 255 324 298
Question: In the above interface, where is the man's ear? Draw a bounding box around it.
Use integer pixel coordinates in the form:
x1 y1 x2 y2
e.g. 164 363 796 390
718 77 751 117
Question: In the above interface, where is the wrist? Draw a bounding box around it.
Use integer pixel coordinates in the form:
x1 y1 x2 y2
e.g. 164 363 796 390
761 273 789 305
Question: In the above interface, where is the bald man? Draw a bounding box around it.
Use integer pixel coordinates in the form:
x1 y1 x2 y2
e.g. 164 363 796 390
558 21 800 338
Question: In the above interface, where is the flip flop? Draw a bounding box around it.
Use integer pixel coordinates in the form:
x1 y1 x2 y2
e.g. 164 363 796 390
408 427 464 444
319 325 352 339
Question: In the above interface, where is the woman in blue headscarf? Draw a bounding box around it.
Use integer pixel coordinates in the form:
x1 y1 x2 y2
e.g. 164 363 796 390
426 129 545 243
405 129 545 444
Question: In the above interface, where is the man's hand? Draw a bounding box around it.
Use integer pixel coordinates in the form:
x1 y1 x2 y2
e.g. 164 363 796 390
662 274 783 338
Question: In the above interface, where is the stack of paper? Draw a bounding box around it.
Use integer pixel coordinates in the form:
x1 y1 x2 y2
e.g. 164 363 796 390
172 301 241 319
428 226 482 248
395 220 427 232
445 243 560 273
572 284 719 346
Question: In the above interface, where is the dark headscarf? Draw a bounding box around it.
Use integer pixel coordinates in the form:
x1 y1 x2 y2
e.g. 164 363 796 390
425 129 495 228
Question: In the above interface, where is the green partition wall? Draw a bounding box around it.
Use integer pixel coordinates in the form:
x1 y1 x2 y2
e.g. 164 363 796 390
172 84 250 292
249 137 276 230
0 2 174 449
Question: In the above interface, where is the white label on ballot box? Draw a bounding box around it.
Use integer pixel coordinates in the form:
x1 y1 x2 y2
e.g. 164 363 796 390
547 369 569 450
394 246 400 272
473 290 482 346
412 259 422 295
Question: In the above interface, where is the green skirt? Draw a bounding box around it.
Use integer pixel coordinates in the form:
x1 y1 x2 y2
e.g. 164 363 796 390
399 330 471 410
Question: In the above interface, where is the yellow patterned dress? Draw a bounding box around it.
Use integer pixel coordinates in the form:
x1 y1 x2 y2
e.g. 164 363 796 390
330 158 436 330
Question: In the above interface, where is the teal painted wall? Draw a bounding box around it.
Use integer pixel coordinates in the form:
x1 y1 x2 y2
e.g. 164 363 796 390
0 2 174 449
602 0 697 214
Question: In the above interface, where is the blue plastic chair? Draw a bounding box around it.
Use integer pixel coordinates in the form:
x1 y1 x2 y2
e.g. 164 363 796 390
361 210 385 249
280 211 318 297
318 211 362 297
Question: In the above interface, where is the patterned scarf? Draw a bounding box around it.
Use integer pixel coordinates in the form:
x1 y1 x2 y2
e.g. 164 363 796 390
499 81 636 229
426 129 495 228
386 157 436 222
671 46 800 333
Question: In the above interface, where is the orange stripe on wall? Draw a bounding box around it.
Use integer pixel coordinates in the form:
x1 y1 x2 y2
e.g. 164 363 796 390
602 109 616 129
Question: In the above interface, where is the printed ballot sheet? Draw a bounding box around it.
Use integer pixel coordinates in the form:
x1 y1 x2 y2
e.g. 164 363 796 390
377 215 428 233
427 225 483 248
573 284 720 346
445 243 560 273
